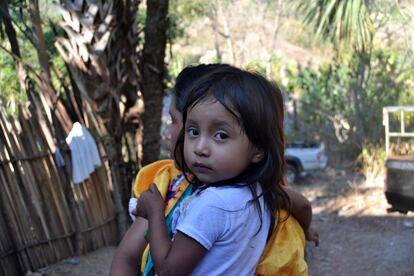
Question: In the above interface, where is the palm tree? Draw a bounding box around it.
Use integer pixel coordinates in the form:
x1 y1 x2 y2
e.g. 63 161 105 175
55 0 145 235
56 0 170 235
296 0 404 159
296 0 375 159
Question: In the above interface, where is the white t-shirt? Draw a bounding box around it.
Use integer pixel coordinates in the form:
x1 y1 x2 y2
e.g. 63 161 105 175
174 184 271 276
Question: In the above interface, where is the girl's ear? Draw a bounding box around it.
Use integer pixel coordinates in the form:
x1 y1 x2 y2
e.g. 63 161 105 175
251 148 264 163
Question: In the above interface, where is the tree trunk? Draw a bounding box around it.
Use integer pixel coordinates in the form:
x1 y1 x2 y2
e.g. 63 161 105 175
265 0 283 78
0 0 27 91
217 1 236 65
210 4 222 63
140 0 169 166
28 0 50 79
28 0 73 134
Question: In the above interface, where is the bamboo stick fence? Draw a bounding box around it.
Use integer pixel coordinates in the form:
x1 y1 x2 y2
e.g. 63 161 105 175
0 103 118 275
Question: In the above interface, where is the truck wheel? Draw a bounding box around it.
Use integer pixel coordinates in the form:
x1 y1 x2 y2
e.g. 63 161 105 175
285 164 298 184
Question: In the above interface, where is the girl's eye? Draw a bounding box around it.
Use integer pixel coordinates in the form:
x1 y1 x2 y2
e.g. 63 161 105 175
214 132 228 140
187 127 199 137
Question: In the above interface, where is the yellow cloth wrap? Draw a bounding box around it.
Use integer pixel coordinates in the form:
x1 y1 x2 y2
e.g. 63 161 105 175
133 160 307 275
132 160 190 273
255 210 308 276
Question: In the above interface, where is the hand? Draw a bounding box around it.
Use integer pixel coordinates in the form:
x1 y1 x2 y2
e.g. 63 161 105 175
305 227 319 247
134 184 165 220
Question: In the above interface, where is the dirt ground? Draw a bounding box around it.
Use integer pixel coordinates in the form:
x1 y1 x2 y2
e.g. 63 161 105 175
35 169 414 276
295 169 414 276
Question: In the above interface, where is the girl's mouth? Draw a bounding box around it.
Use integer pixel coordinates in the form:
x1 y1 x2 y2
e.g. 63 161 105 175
193 162 212 171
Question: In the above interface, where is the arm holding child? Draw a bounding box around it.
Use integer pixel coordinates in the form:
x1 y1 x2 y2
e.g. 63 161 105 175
110 217 148 275
282 185 319 246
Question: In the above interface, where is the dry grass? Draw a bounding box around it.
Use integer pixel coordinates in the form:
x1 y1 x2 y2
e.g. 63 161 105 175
360 146 385 188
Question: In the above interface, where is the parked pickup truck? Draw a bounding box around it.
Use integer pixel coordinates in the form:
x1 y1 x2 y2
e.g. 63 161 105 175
383 106 414 213
285 141 328 183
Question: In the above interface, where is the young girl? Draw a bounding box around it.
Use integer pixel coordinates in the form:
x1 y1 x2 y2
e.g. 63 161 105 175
111 64 233 276
134 66 314 275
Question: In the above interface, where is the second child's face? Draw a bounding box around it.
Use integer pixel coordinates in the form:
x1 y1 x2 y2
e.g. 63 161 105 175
184 98 260 184
168 95 183 155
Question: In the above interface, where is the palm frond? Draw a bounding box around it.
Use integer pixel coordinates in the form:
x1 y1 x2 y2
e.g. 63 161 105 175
298 0 373 51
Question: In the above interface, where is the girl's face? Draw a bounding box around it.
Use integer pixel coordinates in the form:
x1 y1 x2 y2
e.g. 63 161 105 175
183 98 263 184
168 95 183 156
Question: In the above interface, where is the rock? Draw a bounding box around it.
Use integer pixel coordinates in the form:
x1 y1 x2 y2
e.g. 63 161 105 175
25 271 42 276
64 257 80 265
403 220 414 228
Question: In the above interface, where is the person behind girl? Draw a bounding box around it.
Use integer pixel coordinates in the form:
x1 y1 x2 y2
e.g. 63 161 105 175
110 64 318 276
133 66 315 275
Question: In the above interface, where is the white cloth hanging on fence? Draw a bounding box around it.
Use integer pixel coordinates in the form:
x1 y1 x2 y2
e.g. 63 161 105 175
66 122 102 184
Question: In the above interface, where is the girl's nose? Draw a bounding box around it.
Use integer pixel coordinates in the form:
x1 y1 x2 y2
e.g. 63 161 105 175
194 137 209 157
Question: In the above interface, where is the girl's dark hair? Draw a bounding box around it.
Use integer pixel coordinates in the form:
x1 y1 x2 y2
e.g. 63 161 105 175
174 65 290 237
173 64 232 113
